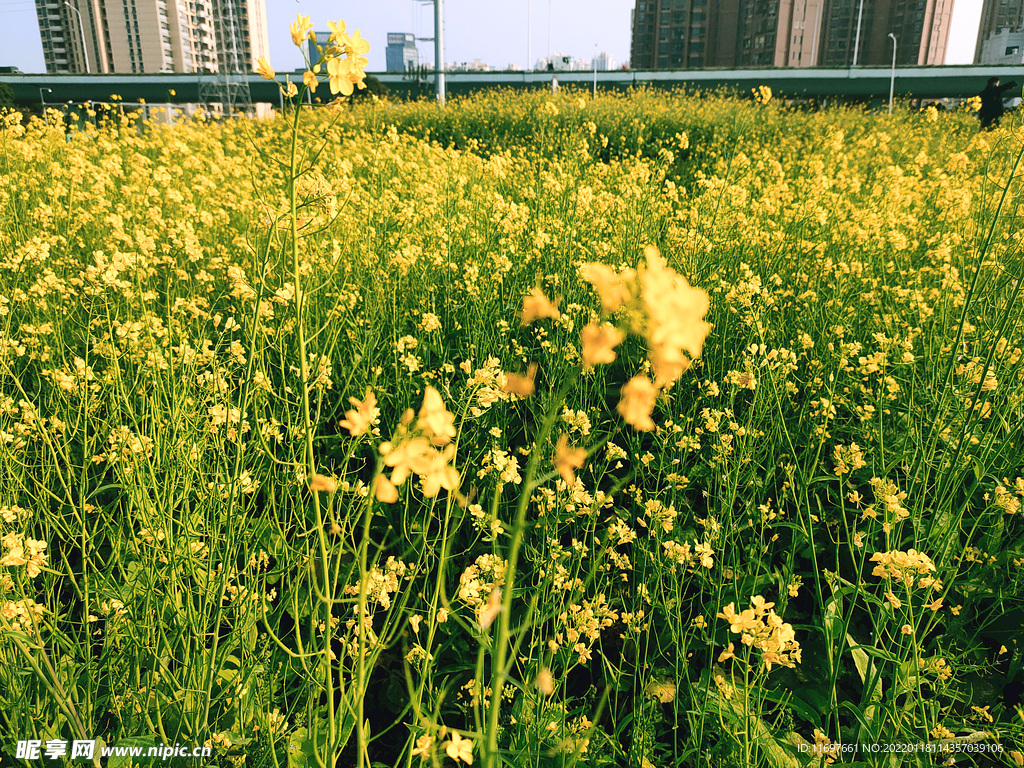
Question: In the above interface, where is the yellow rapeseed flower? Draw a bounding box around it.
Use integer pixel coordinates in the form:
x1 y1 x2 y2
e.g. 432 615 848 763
327 57 357 97
580 262 633 314
373 475 399 504
411 735 433 759
618 376 658 431
382 437 433 487
553 434 587 485
290 14 313 47
327 19 348 46
445 732 474 765
307 474 336 493
536 668 554 695
502 362 537 397
255 57 274 81
417 447 460 497
639 246 711 388
520 287 560 324
416 386 456 445
338 388 378 437
580 322 625 368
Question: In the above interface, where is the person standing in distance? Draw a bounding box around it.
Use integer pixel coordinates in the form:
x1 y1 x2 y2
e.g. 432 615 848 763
978 76 1018 131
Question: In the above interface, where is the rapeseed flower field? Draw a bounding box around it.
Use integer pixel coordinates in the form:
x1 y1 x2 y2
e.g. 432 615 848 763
2 15 1024 768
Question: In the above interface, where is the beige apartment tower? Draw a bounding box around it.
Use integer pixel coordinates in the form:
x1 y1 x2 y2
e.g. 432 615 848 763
36 0 269 74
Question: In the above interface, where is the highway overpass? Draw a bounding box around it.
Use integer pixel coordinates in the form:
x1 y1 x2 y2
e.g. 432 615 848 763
3 65 1023 106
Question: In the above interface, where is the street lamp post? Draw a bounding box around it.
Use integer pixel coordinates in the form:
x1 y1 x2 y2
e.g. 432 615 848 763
39 88 52 125
434 0 445 106
852 0 865 66
64 1 90 74
888 33 897 114
593 43 597 99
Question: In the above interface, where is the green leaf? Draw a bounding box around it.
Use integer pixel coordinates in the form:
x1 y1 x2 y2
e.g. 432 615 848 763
760 687 823 732
286 727 313 768
846 633 871 687
823 596 843 655
845 634 885 738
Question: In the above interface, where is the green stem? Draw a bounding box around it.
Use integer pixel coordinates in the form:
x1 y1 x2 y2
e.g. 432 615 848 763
484 374 577 766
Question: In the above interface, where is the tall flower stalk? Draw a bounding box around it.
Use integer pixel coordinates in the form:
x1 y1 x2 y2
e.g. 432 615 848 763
258 15 371 768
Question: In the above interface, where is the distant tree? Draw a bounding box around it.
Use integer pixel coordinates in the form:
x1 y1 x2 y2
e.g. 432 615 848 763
0 83 15 110
352 75 387 101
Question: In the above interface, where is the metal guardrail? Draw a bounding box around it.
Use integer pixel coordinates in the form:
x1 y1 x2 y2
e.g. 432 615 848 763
3 65 1024 105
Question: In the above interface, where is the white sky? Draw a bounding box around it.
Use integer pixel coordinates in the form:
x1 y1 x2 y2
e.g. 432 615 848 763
946 0 984 64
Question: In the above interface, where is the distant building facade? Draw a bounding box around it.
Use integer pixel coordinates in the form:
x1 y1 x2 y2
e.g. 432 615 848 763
386 32 419 72
629 0 821 69
593 51 617 69
975 0 1024 62
535 54 593 71
978 26 1024 63
630 0 951 69
449 58 492 71
36 0 269 74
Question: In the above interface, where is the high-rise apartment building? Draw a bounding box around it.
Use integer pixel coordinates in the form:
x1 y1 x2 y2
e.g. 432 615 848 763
36 0 269 74
724 0 827 66
817 0 953 66
630 0 826 69
975 0 1024 62
774 0 828 66
630 0 952 69
630 0 714 69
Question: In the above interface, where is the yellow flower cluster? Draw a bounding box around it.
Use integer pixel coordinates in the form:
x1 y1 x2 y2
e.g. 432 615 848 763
717 596 801 671
365 387 460 502
0 532 47 578
870 549 939 589
661 539 715 571
255 14 369 98
338 387 380 437
577 245 711 431
342 556 410 610
458 553 507 627
832 443 866 475
554 594 619 665
0 506 30 525
0 598 46 635
753 85 773 105
869 476 909 520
